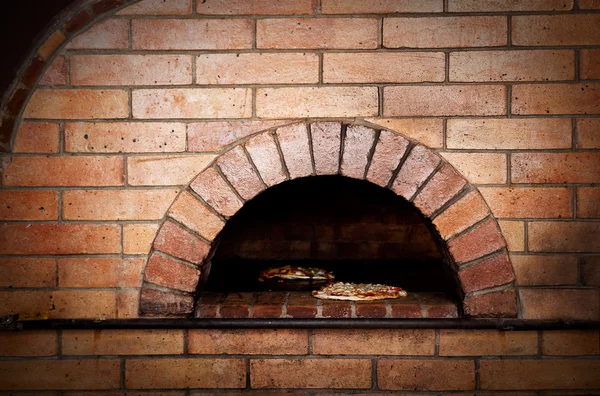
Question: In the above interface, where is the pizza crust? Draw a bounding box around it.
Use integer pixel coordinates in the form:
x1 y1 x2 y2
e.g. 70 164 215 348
312 282 407 301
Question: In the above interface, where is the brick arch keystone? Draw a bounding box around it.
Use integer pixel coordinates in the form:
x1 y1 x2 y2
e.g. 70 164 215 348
139 121 519 318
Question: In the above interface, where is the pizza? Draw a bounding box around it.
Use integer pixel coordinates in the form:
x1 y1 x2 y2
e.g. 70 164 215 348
312 282 407 301
258 265 335 282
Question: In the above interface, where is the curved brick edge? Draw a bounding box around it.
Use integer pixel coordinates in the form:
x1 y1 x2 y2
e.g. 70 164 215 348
139 121 519 318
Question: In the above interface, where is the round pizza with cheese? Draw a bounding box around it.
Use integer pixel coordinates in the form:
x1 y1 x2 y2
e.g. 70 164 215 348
312 282 407 301
258 265 335 282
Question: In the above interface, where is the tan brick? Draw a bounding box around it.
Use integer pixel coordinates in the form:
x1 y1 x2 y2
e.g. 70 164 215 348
580 0 600 8
128 154 215 186
384 16 506 48
63 329 184 355
498 220 524 251
251 359 371 389
117 0 192 14
323 0 443 13
367 130 410 187
384 85 506 116
479 187 572 219
169 190 224 241
341 125 376 179
0 331 58 356
0 190 58 220
480 359 600 390
63 189 178 220
39 31 66 59
513 15 600 46
190 167 243 217
198 0 315 14
512 254 579 286
440 152 507 184
458 251 515 293
311 121 342 175
23 89 129 119
58 257 143 288
13 122 60 153
439 330 537 356
512 83 600 115
520 288 599 320
0 290 53 316
324 52 445 83
449 0 573 11
512 153 600 183
378 360 475 390
257 18 378 49
126 358 246 389
447 118 572 150
189 329 308 354
66 19 128 49
578 187 600 218
68 393 184 396
313 329 435 355
197 53 318 85
0 258 56 288
391 144 440 200
123 223 159 254
581 49 600 79
433 190 490 240
577 118 600 149
542 330 600 355
217 145 265 200
153 220 210 265
582 256 600 286
0 224 120 255
365 118 444 148
257 87 378 118
463 288 518 318
132 19 252 50
52 290 117 319
413 163 467 217
132 88 252 119
276 123 313 178
448 217 506 264
40 55 67 85
145 253 200 292
117 289 141 319
0 360 120 390
71 55 192 86
245 132 287 186
65 122 186 153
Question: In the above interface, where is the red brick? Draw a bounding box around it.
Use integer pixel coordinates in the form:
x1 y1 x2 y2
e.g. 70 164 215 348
23 89 129 119
513 15 600 46
512 254 579 286
323 0 442 13
117 290 140 319
341 125 376 179
440 330 538 356
520 288 599 320
257 87 378 118
366 129 410 187
582 256 600 286
321 300 352 318
384 85 506 116
356 301 387 318
169 190 225 241
276 123 313 178
578 187 600 218
512 83 600 115
198 0 315 14
413 164 467 217
433 190 490 240
153 220 210 265
126 358 246 389
197 53 318 84
0 190 58 220
250 359 371 389
128 154 215 186
458 252 515 293
63 189 178 220
324 52 444 83
384 16 506 48
313 329 434 355
140 287 194 317
63 329 184 355
195 292 224 318
132 19 252 50
38 31 66 59
365 118 444 148
287 292 318 318
479 359 600 390
0 360 120 390
220 292 254 318
577 118 600 148
245 132 287 186
188 120 292 152
463 288 518 318
448 0 573 11
217 145 264 200
132 88 252 119
581 49 600 79
580 0 600 8
123 223 159 254
257 18 377 49
0 224 120 255
0 258 56 288
189 329 308 354
448 217 506 264
68 392 184 396
0 331 58 356
450 50 573 82
391 145 441 200
66 19 128 49
513 153 600 184
480 187 573 219
190 167 243 217
378 360 475 391
440 152 507 185
447 118 572 149
529 221 600 252
39 55 67 85
145 253 200 293
13 122 60 153
58 257 143 288
391 301 423 318
252 292 286 318
542 330 600 355
117 0 192 14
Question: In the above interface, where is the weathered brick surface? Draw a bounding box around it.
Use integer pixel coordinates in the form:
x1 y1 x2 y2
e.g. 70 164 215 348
188 329 308 354
117 0 192 15
413 164 467 217
313 329 435 355
577 187 600 218
520 289 599 320
168 191 225 241
62 329 184 355
13 122 59 153
577 118 600 148
198 0 315 14
580 0 600 8
117 290 141 319
582 256 600 287
440 152 507 184
513 15 600 46
512 254 579 286
448 217 506 264
153 220 210 265
145 253 200 293
310 122 342 175
341 125 376 179
448 0 573 11
140 287 194 316
433 190 490 240
66 19 128 49
0 258 56 288
378 360 475 390
128 155 215 186
513 153 600 183
23 89 129 119
367 130 410 187
528 221 600 252
245 132 287 186
217 145 265 200
458 252 515 293
123 223 159 254
512 84 600 115
479 187 573 219
0 331 58 356
190 167 243 217
542 330 600 356
276 123 313 178
463 288 518 318
365 118 444 148
58 257 143 288
391 145 440 200
439 330 538 356
323 0 443 13
498 220 525 252
39 55 67 85
581 49 600 80
0 190 58 220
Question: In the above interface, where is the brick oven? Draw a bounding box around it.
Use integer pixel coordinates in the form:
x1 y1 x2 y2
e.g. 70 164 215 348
0 0 599 393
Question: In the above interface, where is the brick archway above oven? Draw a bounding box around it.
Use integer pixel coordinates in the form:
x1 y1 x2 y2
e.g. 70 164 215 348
139 121 518 319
